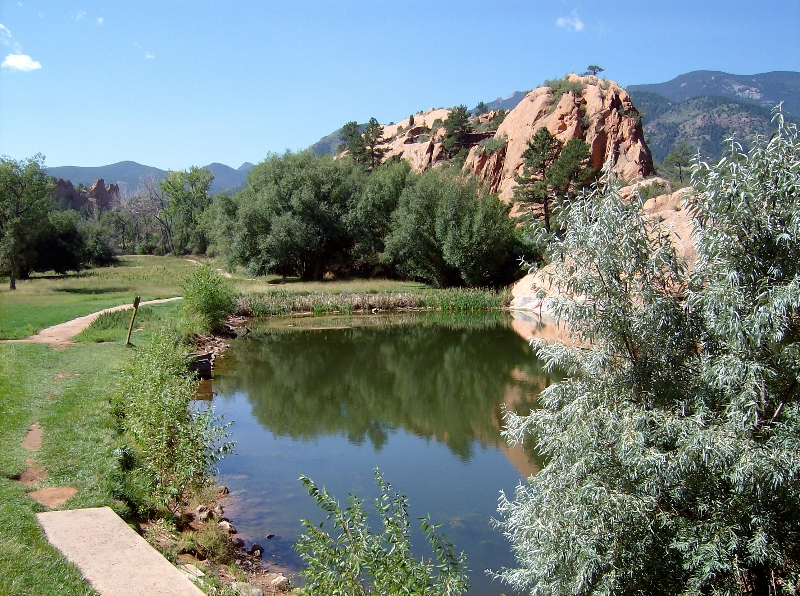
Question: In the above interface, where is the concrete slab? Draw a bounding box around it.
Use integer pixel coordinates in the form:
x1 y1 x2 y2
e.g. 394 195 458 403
37 507 204 596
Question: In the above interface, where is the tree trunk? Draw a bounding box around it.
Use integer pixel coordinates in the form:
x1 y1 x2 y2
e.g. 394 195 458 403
9 265 16 290
313 260 324 282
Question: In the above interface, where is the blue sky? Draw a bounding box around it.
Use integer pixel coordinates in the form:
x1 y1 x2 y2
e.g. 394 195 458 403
1 1 798 170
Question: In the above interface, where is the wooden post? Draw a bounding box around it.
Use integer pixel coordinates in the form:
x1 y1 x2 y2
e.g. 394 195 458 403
125 296 141 346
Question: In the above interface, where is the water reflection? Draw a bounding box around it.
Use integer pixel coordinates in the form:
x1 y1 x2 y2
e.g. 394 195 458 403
212 312 557 595
215 313 551 463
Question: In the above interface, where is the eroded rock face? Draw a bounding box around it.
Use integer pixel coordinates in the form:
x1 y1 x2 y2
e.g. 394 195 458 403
370 76 653 202
464 74 653 202
52 178 119 211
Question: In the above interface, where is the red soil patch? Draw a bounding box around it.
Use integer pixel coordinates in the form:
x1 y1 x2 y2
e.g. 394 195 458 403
22 422 42 450
15 463 48 486
28 486 78 507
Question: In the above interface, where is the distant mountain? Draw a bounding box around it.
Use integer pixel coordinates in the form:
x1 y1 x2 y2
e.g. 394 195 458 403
629 91 800 162
627 71 800 116
308 127 348 156
473 90 527 114
205 162 254 194
46 160 253 195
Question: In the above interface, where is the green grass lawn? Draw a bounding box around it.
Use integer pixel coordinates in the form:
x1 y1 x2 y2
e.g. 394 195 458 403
0 300 188 595
0 255 438 339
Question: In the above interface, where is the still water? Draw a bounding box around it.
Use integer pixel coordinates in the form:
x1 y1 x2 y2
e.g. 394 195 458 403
211 312 555 595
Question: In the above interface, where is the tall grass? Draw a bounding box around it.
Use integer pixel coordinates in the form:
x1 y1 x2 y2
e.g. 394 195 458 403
237 287 511 317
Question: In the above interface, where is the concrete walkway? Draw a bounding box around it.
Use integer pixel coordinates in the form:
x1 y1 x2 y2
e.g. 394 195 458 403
37 507 204 596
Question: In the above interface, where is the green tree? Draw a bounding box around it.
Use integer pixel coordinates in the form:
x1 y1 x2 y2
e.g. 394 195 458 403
347 160 412 273
514 128 562 233
382 169 518 287
664 143 694 183
228 152 363 281
339 120 367 164
473 101 490 116
514 129 593 233
442 105 472 158
363 117 386 170
584 64 604 76
0 155 54 289
159 166 214 254
495 116 800 595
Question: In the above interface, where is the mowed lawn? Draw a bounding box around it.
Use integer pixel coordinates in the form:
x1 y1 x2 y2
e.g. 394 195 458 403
0 256 197 339
0 255 437 339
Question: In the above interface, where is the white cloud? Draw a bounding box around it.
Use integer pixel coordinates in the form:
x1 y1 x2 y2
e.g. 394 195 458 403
556 10 584 32
0 23 12 44
145 52 154 59
2 53 41 71
96 17 103 25
75 11 86 21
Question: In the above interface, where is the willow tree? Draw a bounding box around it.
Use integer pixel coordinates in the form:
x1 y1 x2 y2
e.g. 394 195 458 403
495 114 800 595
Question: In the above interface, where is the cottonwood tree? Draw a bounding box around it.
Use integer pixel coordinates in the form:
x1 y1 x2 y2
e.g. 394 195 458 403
495 114 800 595
0 155 54 289
160 166 214 254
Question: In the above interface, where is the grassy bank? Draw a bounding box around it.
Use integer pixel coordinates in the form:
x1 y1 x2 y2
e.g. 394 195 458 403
0 318 176 595
237 287 512 317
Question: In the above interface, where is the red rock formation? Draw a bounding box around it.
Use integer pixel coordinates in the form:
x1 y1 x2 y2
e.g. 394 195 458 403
51 178 119 211
464 74 653 202
368 75 653 205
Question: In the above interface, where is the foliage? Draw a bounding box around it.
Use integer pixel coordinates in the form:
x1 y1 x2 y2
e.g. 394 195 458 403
514 128 593 233
663 143 694 183
363 117 386 170
347 160 411 273
295 468 469 596
0 154 55 289
473 101 489 116
477 134 508 156
474 109 507 133
227 152 364 281
382 169 520 287
442 105 473 158
181 265 237 334
494 115 800 595
583 65 604 76
159 166 214 254
116 329 233 513
544 77 586 105
237 286 510 317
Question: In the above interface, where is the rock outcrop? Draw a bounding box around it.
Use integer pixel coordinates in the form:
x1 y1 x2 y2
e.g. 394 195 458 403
464 74 653 202
52 178 119 211
369 75 653 204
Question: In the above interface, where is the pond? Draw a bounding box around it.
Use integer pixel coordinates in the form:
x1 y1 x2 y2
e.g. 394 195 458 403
211 311 558 595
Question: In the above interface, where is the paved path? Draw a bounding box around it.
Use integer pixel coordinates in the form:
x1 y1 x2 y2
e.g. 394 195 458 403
4 297 182 346
37 507 204 596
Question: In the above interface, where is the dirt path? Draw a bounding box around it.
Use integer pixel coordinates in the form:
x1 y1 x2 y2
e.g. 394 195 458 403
3 297 182 347
185 258 233 279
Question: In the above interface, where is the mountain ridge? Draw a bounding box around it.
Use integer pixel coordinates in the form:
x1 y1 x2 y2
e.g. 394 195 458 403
46 161 254 195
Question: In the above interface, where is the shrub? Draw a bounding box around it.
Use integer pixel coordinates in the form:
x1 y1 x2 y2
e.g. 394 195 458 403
116 329 234 514
477 134 508 156
544 77 586 105
181 265 237 334
494 114 800 594
295 468 469 596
